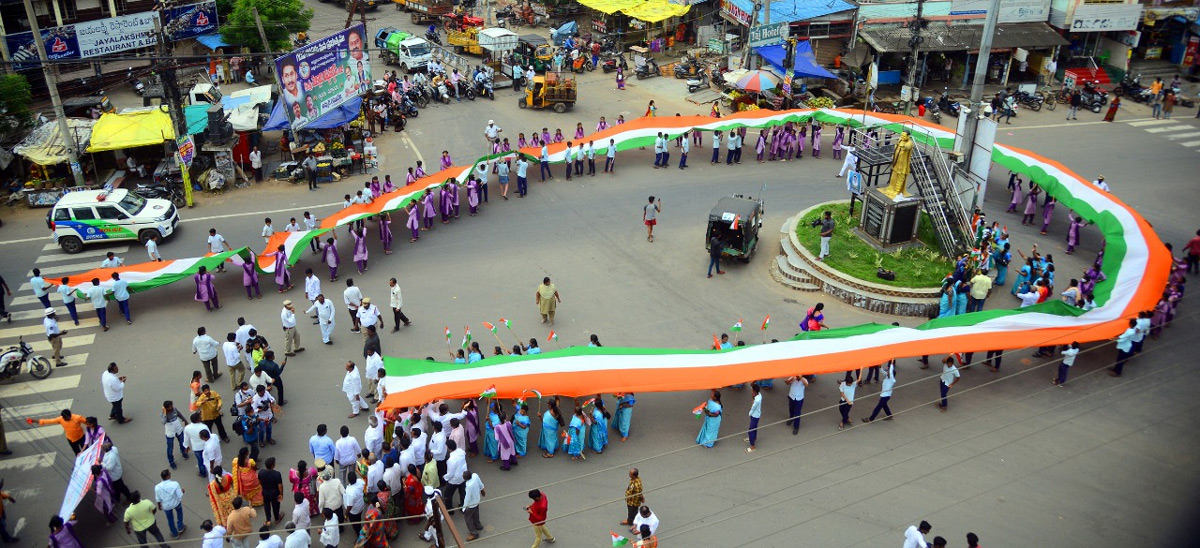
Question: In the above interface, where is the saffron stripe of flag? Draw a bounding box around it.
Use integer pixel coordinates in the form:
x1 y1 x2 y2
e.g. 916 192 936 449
547 330 558 342
761 315 770 330
483 321 496 333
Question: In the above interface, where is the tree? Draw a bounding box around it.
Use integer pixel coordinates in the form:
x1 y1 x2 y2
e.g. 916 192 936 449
220 0 313 53
0 73 33 133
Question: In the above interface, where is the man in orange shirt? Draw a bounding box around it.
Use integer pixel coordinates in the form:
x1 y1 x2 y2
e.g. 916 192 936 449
27 409 87 454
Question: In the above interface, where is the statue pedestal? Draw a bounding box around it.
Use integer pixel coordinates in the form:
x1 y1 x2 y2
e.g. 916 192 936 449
857 188 921 251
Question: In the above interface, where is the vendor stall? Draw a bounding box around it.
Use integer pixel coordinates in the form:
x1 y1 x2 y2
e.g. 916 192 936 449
12 118 97 207
264 97 368 182
480 27 519 88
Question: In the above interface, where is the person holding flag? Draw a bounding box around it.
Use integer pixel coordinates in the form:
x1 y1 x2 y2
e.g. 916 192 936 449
695 390 722 448
643 196 661 243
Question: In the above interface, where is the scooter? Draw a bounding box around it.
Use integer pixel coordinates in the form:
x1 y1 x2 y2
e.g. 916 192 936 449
601 53 628 74
635 57 659 80
1170 86 1196 108
0 337 52 381
686 71 709 93
673 55 699 79
939 89 961 117
571 55 594 73
435 81 452 104
925 97 941 124
474 73 494 100
1079 80 1109 112
127 67 145 96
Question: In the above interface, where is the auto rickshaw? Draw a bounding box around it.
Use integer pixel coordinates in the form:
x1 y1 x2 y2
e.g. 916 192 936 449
518 71 576 112
516 34 552 72
706 194 764 263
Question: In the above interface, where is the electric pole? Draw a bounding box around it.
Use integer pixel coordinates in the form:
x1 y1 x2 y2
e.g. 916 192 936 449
155 0 194 206
22 0 84 186
251 7 275 84
740 0 762 70
959 0 1002 203
903 0 925 115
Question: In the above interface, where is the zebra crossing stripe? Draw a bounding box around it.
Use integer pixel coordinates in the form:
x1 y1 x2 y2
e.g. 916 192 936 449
0 452 58 472
0 375 82 399
0 319 101 340
36 246 130 263
27 334 95 352
1144 125 1190 133
1127 119 1177 127
7 304 96 323
2 399 74 418
1163 131 1200 140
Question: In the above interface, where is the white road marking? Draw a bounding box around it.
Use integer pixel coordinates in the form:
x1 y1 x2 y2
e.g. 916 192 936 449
1163 131 1200 140
27 262 111 277
0 452 58 472
1180 140 1200 147
8 304 95 322
35 246 130 264
1144 125 1189 133
0 375 82 399
1127 119 1177 127
0 318 100 340
27 334 95 352
180 202 343 224
2 399 74 418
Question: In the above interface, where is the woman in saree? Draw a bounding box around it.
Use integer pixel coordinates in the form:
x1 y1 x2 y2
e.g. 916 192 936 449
402 464 425 525
695 390 723 448
232 447 263 506
588 397 610 454
483 403 500 462
613 393 635 442
566 408 586 460
513 404 532 457
353 502 389 548
374 481 400 540
208 465 237 524
539 399 563 458
289 460 319 515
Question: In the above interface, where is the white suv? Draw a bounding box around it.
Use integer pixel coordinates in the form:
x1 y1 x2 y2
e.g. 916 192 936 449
47 189 179 254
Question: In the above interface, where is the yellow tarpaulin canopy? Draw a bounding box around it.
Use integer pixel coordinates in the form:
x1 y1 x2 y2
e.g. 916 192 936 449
577 0 690 23
13 118 95 166
86 106 176 153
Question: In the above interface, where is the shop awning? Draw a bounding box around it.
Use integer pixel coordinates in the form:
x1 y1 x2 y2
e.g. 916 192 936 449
479 27 518 51
860 23 1066 53
263 96 363 131
726 0 854 25
13 118 95 166
86 107 176 153
195 33 232 51
755 41 837 79
183 85 275 134
577 0 691 23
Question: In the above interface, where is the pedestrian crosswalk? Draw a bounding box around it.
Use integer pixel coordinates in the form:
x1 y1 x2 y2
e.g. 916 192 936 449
0 243 125 485
1126 119 1200 151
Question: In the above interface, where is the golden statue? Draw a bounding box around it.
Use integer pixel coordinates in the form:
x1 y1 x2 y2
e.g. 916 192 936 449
881 131 914 199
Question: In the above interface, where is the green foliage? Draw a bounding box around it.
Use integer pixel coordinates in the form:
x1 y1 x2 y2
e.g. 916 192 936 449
795 201 952 287
0 73 33 132
221 0 314 53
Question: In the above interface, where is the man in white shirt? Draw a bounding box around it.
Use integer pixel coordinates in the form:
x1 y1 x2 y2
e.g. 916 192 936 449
903 521 932 548
101 440 132 502
938 357 961 411
261 218 275 243
255 529 284 548
30 268 52 308
1092 175 1110 192
334 424 361 481
201 429 222 480
343 471 366 534
863 360 896 422
249 147 263 182
192 326 222 382
632 506 659 536
1055 342 1080 386
428 422 448 479
56 278 80 326
442 440 467 509
343 279 363 333
305 268 322 306
316 470 345 521
746 383 762 452
306 294 336 344
280 301 304 356
652 132 665 168
356 297 382 338
201 521 228 548
101 362 130 423
462 470 485 540
234 318 257 365
303 212 321 254
99 252 124 269
483 120 501 144
319 508 340 546
155 469 186 538
207 229 230 272
388 277 412 332
364 410 385 456
1111 317 1138 377
785 374 809 434
283 521 310 548
223 332 245 390
183 417 211 478
342 361 367 419
84 279 109 331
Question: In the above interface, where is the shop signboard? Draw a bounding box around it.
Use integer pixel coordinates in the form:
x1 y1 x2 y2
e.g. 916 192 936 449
1070 4 1143 32
592 19 607 34
177 135 196 167
721 0 752 27
5 27 80 71
75 12 160 58
748 22 786 48
949 0 1050 24
708 37 726 54
273 24 372 130
163 1 220 40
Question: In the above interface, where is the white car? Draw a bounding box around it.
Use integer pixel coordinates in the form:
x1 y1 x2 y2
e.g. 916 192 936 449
47 189 179 254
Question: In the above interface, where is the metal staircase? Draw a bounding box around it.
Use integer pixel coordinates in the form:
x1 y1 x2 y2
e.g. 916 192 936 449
908 145 970 256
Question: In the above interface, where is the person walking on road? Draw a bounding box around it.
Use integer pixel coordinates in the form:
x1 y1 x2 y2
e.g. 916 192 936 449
30 268 52 309
621 468 644 528
192 327 222 382
388 278 412 332
937 356 961 411
196 385 231 443
161 401 189 469
1067 90 1080 121
223 333 245 390
183 415 210 477
707 233 725 278
862 361 896 422
43 309 67 366
785 374 808 434
85 277 109 331
525 489 555 547
124 490 169 548
29 410 87 454
154 469 186 538
280 301 304 356
56 277 79 325
837 372 855 430
0 274 12 323
462 469 485 541
307 295 336 345
643 196 661 243
904 521 932 548
207 229 231 273
535 277 561 326
102 362 132 424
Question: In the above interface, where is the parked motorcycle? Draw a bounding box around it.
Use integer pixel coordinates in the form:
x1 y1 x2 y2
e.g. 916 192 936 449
0 336 53 381
939 89 961 117
635 57 660 80
1079 80 1109 113
1014 90 1044 111
673 55 700 79
127 67 146 96
134 181 186 208
1170 86 1196 108
686 71 709 93
925 97 941 124
601 53 628 74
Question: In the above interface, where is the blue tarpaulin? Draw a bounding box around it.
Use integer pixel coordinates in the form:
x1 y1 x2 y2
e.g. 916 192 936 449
726 0 854 25
263 96 363 131
754 41 836 79
195 33 232 51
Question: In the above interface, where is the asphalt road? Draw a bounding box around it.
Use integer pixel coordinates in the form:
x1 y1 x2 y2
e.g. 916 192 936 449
0 6 1198 547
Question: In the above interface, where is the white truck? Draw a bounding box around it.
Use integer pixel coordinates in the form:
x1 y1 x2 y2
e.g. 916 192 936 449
375 27 433 73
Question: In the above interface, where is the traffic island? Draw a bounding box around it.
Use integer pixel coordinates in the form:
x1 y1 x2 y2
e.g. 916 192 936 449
771 200 950 317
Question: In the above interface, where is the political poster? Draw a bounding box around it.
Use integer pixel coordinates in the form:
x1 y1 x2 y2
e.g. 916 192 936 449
273 24 371 130
76 11 159 58
5 26 79 71
163 1 220 40
57 432 104 520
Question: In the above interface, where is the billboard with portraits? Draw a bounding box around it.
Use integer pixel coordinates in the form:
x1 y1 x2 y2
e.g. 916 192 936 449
273 24 371 130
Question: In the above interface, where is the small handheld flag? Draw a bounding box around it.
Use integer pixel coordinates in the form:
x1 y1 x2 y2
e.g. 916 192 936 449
547 330 558 342
730 319 743 332
500 318 512 329
611 532 631 547
712 333 721 349
761 315 770 330
730 214 740 230
444 326 451 343
692 402 706 418
480 385 497 398
482 321 497 333
462 326 472 349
